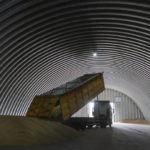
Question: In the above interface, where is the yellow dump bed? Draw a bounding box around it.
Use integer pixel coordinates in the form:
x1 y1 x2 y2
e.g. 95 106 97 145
26 73 105 120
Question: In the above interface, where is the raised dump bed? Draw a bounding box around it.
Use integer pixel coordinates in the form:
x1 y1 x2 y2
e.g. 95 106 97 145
26 73 105 121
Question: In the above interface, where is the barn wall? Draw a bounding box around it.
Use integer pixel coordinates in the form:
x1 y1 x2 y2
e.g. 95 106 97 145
72 88 144 122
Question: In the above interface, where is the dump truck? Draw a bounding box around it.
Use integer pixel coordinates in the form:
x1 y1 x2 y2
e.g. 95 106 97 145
26 73 105 122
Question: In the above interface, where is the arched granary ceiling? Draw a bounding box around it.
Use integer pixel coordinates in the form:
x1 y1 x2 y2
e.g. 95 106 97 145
0 0 150 120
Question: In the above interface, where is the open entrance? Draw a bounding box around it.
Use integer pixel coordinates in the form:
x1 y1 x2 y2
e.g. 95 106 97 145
88 101 114 121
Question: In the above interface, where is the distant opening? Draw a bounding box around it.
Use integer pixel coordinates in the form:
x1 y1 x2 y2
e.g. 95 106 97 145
89 101 114 119
88 102 94 117
110 102 114 109
110 102 115 122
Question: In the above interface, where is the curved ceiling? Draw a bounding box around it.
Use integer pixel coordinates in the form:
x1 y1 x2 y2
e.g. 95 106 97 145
0 0 150 120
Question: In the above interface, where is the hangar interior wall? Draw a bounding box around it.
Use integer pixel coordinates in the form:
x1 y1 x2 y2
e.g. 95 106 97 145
72 88 144 122
1 0 149 122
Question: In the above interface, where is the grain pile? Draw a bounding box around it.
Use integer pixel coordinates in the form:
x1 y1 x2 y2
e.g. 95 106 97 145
120 119 150 125
0 116 81 146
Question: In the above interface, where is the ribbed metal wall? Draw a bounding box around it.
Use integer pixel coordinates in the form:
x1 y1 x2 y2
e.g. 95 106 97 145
0 0 150 121
73 88 144 122
98 88 144 122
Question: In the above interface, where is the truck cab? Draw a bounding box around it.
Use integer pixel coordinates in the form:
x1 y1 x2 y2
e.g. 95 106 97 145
93 101 112 128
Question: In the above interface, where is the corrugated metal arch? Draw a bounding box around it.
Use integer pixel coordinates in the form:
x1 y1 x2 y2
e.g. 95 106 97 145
0 0 150 121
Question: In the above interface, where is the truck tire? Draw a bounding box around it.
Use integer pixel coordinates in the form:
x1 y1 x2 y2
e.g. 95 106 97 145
88 125 93 128
101 124 106 128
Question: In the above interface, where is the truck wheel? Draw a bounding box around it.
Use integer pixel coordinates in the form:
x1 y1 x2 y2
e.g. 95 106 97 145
101 125 106 128
88 125 93 128
81 125 86 130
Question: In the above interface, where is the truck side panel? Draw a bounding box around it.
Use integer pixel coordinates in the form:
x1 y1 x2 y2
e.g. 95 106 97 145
60 74 105 120
26 96 58 117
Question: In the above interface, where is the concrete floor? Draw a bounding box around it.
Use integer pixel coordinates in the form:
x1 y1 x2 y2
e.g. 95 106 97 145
2 123 150 150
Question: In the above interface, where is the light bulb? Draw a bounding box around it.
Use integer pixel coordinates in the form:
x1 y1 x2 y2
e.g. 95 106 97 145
93 52 97 57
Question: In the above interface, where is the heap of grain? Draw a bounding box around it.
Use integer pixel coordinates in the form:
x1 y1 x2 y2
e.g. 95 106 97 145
120 119 150 125
0 116 81 146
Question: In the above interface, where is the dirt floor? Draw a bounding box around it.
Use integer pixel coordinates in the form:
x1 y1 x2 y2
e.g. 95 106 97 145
1 123 150 150
120 119 150 124
0 116 81 146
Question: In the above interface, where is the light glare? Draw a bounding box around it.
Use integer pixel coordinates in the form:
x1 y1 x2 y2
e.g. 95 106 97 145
93 52 97 57
89 102 94 117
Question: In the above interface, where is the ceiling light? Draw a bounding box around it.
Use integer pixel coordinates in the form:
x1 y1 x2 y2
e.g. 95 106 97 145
93 52 97 57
